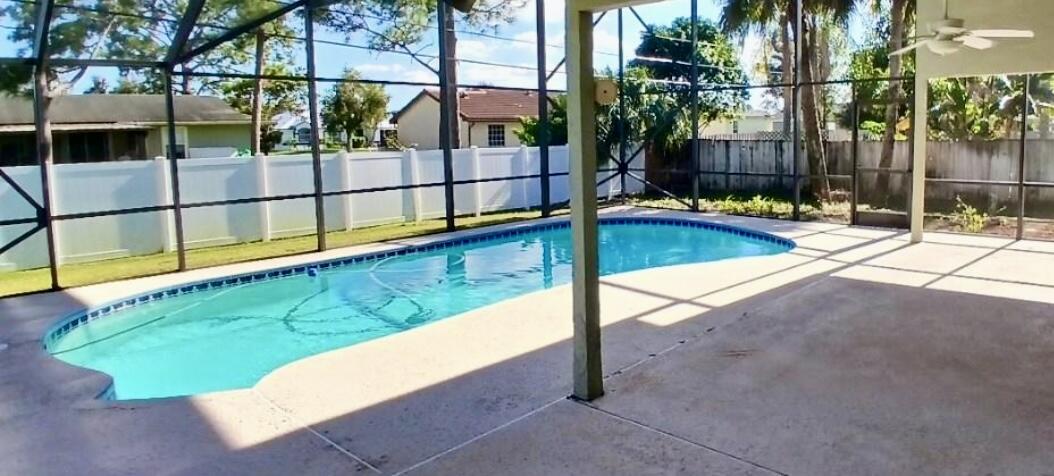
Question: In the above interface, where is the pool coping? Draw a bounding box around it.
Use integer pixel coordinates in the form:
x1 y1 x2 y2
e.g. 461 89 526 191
41 214 794 399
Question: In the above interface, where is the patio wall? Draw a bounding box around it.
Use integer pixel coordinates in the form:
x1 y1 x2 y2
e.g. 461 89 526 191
0 146 644 271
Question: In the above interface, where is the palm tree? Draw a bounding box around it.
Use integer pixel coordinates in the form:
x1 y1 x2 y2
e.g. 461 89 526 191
721 0 860 199
1001 74 1054 139
872 0 914 208
721 0 793 135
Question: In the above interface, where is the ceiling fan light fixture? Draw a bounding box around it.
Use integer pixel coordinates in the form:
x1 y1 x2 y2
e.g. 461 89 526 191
927 39 961 55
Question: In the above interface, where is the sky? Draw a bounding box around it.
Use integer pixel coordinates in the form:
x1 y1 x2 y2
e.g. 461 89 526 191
0 0 878 113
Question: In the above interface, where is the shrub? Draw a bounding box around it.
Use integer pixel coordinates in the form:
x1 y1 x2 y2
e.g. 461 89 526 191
952 196 988 233
717 194 778 217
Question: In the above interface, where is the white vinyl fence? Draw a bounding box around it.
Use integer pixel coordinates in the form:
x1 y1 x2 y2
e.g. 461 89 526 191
0 146 644 271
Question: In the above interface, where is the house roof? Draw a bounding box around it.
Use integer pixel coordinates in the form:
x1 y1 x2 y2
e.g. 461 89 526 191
272 112 309 130
739 109 777 119
0 94 250 126
391 88 544 124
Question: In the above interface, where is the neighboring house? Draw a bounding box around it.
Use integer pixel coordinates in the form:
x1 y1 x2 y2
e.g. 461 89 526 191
0 94 251 166
273 112 390 150
701 109 853 140
373 120 397 147
391 88 542 149
702 109 780 137
272 112 312 150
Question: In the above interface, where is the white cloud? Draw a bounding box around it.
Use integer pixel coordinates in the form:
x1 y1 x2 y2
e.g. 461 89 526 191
592 29 621 57
458 62 538 89
356 63 437 84
456 39 491 58
513 0 565 25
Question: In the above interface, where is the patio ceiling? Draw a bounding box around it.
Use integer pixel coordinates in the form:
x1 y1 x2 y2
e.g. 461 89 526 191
916 0 1054 79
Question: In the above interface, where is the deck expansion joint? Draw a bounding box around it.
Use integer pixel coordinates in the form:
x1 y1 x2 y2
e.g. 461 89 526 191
389 397 566 476
251 389 383 474
572 400 789 476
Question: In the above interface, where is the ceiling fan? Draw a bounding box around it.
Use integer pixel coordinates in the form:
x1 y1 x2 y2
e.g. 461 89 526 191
890 0 1034 57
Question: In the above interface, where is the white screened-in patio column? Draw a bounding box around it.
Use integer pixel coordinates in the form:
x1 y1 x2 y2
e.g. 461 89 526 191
566 2 603 400
910 73 928 243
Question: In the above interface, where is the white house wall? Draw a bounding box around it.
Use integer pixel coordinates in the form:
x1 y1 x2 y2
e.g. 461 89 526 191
396 96 443 150
463 121 524 148
396 97 528 150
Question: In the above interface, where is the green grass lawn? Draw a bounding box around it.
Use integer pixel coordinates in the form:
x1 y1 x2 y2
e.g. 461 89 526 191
0 210 558 297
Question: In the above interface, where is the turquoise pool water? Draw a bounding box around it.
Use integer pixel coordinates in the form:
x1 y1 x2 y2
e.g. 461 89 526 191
46 218 792 400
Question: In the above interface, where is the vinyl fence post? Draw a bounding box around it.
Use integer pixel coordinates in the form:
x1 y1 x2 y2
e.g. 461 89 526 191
520 145 531 210
254 153 272 241
339 151 355 230
471 146 483 216
155 156 177 252
408 148 425 222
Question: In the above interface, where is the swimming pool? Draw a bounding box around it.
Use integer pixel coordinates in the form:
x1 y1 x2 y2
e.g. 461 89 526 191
45 217 793 400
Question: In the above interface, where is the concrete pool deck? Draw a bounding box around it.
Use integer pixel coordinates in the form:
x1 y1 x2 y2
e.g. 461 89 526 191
2 207 1053 475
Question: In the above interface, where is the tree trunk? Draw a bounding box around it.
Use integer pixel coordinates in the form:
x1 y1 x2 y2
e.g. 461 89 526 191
346 129 354 151
443 3 461 149
251 29 268 156
800 16 830 200
779 13 793 136
180 64 192 95
876 0 908 208
34 69 54 173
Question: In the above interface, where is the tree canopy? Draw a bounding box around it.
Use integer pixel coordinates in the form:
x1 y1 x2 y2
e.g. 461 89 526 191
0 0 296 96
628 18 747 152
518 18 746 167
321 69 389 150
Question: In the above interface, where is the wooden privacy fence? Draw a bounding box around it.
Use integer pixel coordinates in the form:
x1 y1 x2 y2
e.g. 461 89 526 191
696 138 1054 215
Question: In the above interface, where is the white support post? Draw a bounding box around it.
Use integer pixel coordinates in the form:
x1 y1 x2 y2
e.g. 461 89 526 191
254 153 272 242
338 151 355 230
155 155 177 252
407 148 425 222
910 74 928 243
471 146 483 217
567 6 603 401
519 145 531 210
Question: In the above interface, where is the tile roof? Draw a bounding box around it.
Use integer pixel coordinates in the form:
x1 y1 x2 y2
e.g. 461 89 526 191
392 88 543 123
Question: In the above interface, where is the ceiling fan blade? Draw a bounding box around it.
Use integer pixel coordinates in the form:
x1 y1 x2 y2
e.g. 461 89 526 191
969 29 1035 38
959 35 994 50
890 40 930 57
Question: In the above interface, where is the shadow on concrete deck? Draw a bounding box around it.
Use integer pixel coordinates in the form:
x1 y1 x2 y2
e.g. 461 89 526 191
3 213 1054 475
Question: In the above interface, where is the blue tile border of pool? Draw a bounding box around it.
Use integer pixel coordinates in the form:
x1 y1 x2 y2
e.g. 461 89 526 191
42 216 794 351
